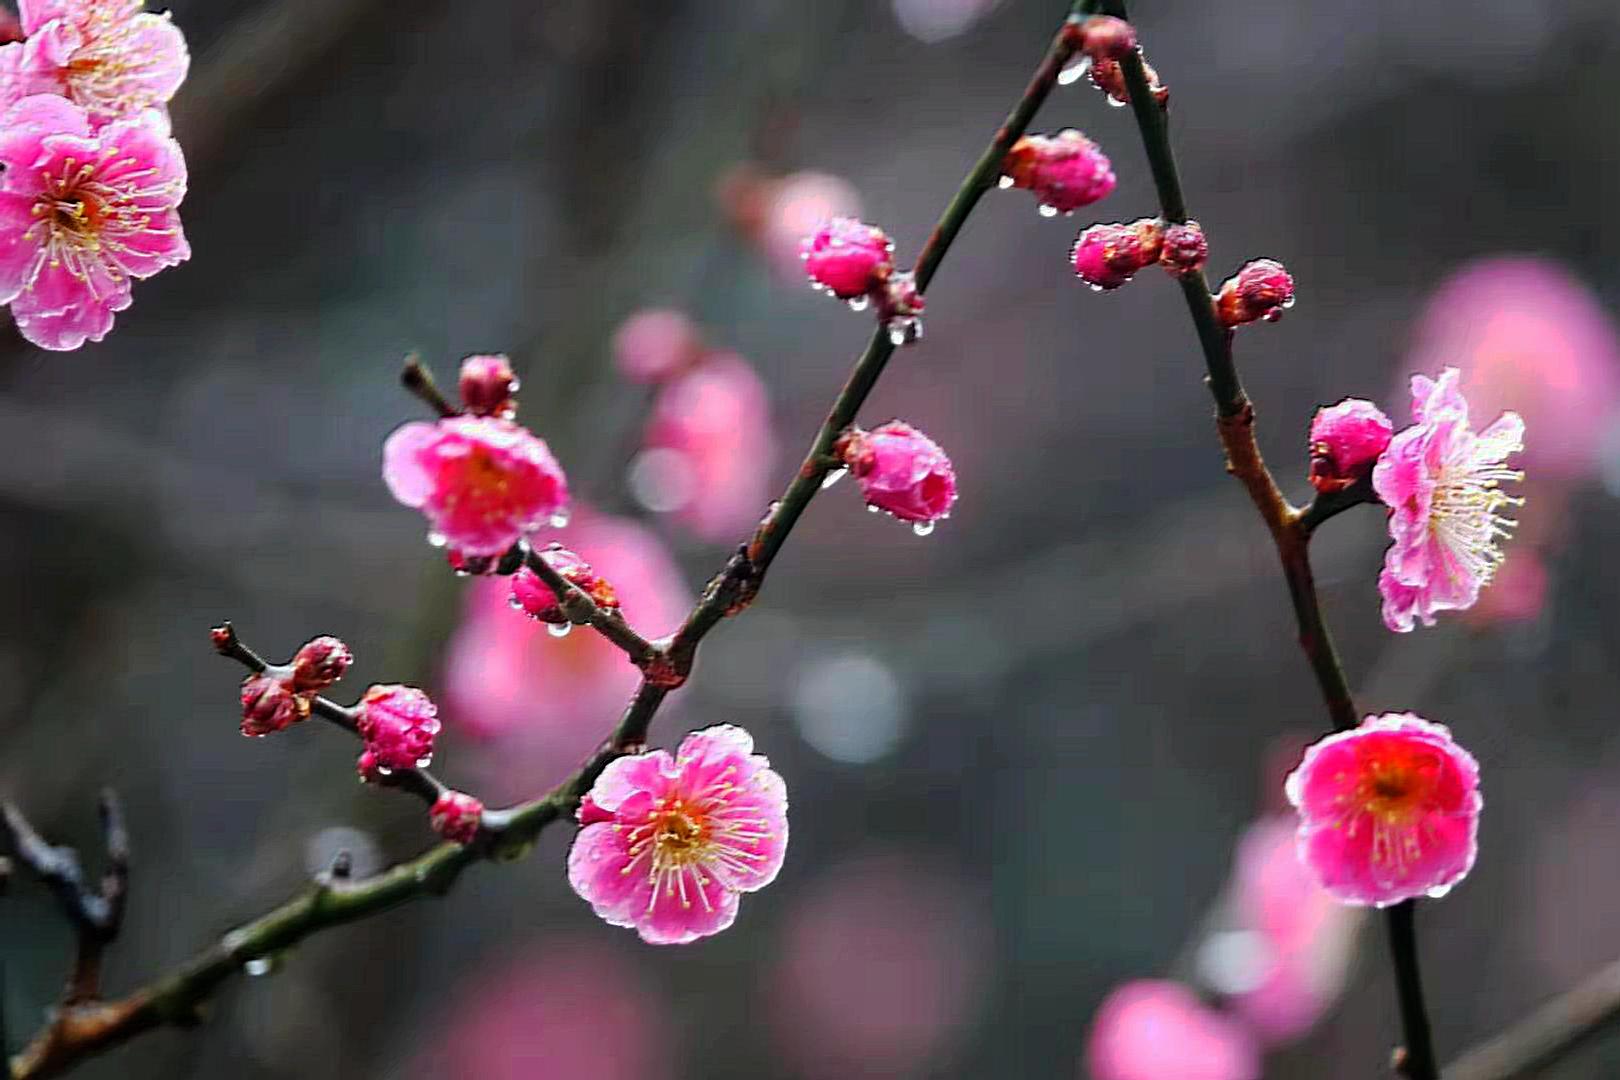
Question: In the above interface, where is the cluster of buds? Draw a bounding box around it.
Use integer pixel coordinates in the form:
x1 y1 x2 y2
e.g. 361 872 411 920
355 685 442 777
833 420 958 534
510 544 620 632
1000 130 1116 216
1061 15 1167 108
235 636 353 737
1216 258 1296 326
801 218 927 345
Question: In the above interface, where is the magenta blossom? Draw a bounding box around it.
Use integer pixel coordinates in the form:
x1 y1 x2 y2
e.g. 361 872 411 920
1285 713 1482 908
0 94 188 350
355 684 441 774
638 351 776 541
801 217 892 300
0 0 188 126
1001 129 1116 215
1372 367 1524 632
1072 218 1163 291
612 308 704 384
839 420 957 527
568 725 788 945
382 414 569 557
1086 980 1260 1080
1309 397 1393 493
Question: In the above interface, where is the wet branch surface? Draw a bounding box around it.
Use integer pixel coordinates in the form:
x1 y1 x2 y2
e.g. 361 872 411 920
0 5 1090 1077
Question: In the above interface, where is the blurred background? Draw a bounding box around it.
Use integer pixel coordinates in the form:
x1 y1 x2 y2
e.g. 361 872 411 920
2 0 1619 1076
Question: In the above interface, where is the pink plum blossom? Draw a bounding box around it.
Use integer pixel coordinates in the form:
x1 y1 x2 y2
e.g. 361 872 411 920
509 543 619 625
1072 218 1163 291
637 351 775 541
567 724 788 945
801 217 893 300
0 94 188 350
1085 980 1260 1080
445 513 690 793
382 414 569 557
355 684 441 773
1215 258 1294 326
429 790 484 844
612 308 704 384
839 420 957 526
1285 713 1482 907
456 353 518 418
1373 367 1524 632
1309 398 1393 493
1001 129 1116 215
0 0 188 126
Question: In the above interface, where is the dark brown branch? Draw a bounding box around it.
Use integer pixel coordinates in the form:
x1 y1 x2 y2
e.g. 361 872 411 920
399 354 459 418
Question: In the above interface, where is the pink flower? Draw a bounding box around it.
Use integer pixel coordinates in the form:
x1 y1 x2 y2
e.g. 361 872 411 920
289 635 352 693
801 217 893 301
509 543 619 625
0 0 188 126
429 790 484 844
612 308 704 384
457 353 518 418
839 420 957 526
445 513 690 791
1000 129 1116 215
567 724 788 945
1158 220 1208 279
1085 981 1260 1080
239 673 307 737
1072 218 1163 291
355 684 441 773
1372 367 1524 632
1309 398 1393 493
0 95 188 350
1215 258 1295 326
1284 713 1482 907
382 414 569 557
636 351 775 541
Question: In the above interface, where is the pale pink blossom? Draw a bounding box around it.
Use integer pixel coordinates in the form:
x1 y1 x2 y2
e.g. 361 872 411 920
612 308 704 384
1285 713 1482 907
355 684 441 773
1373 367 1524 632
1072 218 1163 291
1 0 188 126
638 351 775 541
770 853 989 1078
567 724 788 945
509 544 618 625
445 513 690 791
801 217 893 300
1001 129 1116 214
0 94 188 350
1085 980 1260 1080
382 414 568 557
429 790 483 844
1215 258 1294 326
1309 398 1393 493
839 420 957 525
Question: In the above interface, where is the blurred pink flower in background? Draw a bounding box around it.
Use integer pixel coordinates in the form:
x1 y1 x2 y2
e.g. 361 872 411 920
1085 980 1259 1080
413 940 671 1080
1220 818 1362 1044
891 0 1003 43
444 512 690 794
612 308 705 384
634 350 775 542
770 853 989 1078
758 170 863 283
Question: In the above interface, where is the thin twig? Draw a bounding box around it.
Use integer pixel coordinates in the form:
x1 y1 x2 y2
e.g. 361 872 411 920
5 7 1089 1076
1101 1 1437 1075
1447 956 1620 1080
399 354 459 418
518 543 658 666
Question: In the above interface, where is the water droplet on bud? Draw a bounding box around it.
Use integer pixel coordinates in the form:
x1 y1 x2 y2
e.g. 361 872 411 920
912 520 936 537
416 756 432 768
548 622 573 638
1107 96 1127 108
1038 204 1059 218
377 765 393 777
821 468 847 491
889 328 908 346
866 504 881 514
426 532 447 549
997 175 1016 190
244 958 273 977
847 295 870 312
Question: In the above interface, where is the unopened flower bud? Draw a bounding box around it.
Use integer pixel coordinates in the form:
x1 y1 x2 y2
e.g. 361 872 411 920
1216 258 1296 326
510 545 619 624
289 636 352 693
1088 55 1168 109
458 354 518 418
430 790 485 844
1072 218 1164 291
877 270 926 346
355 684 441 772
1157 221 1208 279
240 673 308 737
1001 130 1116 216
801 218 893 301
1309 399 1393 493
838 420 957 526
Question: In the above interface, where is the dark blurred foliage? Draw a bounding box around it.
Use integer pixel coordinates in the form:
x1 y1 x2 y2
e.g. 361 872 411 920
2 0 1619 1076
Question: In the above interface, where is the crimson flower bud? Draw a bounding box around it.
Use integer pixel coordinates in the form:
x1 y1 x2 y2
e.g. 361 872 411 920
1216 258 1296 327
289 635 352 693
1072 218 1164 291
430 790 485 844
801 218 894 301
509 545 620 624
1157 221 1208 279
458 354 519 418
1309 399 1393 493
240 674 308 737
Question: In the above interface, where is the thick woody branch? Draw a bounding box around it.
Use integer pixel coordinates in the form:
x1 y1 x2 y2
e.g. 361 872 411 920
1104 2 1435 1076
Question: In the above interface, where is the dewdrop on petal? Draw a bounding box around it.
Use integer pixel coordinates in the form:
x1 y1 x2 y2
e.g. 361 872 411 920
801 218 893 301
837 421 957 527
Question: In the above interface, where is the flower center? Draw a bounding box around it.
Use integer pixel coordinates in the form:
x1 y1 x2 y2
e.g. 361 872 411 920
1429 451 1523 587
654 807 705 860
